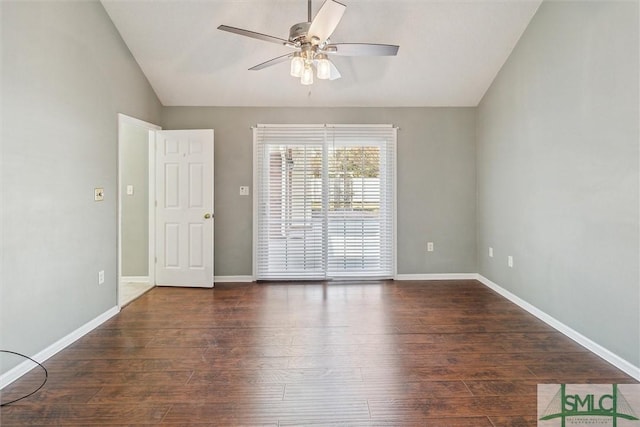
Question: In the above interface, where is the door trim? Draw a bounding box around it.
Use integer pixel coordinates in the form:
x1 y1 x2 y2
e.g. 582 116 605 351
147 126 158 290
117 113 161 308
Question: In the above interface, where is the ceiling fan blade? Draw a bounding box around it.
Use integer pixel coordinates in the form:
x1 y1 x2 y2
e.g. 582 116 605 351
249 53 294 71
308 0 346 44
324 43 399 57
329 60 341 80
218 25 290 46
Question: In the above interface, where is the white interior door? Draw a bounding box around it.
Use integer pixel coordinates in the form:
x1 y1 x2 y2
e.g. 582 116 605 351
155 129 214 287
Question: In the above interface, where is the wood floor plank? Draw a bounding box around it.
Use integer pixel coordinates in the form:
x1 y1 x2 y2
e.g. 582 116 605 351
162 400 369 423
283 380 471 400
464 379 539 396
1 280 636 426
526 362 634 380
66 334 155 349
0 404 171 425
15 370 195 388
363 364 538 382
88 383 285 404
278 417 494 426
56 346 207 360
212 356 291 370
187 367 364 385
204 342 402 358
287 351 602 370
0 386 102 405
488 416 537 427
368 396 536 419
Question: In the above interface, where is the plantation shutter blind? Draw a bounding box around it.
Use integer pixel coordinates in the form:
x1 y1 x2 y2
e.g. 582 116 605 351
325 127 396 278
254 126 326 280
254 125 396 280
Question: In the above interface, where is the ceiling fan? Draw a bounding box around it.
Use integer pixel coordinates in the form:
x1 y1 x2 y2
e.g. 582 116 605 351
218 0 399 85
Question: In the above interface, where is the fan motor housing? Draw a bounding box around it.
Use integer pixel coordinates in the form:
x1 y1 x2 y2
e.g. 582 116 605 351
289 22 311 43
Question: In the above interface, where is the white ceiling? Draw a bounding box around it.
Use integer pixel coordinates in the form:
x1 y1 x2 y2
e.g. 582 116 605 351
101 0 542 107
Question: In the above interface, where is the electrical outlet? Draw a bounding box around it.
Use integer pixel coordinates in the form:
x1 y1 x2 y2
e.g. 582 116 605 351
507 256 513 268
98 270 105 284
489 247 493 258
427 242 434 252
239 186 250 196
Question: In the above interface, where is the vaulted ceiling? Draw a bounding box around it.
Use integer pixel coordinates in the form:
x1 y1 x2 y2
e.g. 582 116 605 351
101 0 542 107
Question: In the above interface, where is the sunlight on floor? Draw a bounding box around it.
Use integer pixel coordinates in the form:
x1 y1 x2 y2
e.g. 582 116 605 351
119 281 154 306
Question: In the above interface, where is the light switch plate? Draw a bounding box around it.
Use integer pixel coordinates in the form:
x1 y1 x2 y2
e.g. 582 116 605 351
239 186 250 196
94 188 104 201
126 185 134 196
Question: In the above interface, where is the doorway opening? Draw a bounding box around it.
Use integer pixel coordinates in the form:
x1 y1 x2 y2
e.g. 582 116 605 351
117 114 161 306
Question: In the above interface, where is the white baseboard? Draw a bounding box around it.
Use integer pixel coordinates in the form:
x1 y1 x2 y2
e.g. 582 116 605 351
395 273 478 281
476 274 640 381
120 276 149 284
214 274 477 283
214 275 254 283
0 306 120 389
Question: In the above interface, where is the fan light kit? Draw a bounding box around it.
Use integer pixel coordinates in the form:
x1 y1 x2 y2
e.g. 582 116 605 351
218 0 399 85
290 49 331 85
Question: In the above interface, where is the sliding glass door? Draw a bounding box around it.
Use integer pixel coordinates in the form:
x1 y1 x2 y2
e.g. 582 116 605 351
254 125 396 280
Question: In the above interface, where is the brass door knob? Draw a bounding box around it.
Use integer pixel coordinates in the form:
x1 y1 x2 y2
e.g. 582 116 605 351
204 213 212 219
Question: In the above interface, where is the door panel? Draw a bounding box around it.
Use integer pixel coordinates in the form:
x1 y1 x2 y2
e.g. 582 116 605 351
155 130 214 287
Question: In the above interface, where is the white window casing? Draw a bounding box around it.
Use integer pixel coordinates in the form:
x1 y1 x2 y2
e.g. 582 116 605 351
253 124 397 281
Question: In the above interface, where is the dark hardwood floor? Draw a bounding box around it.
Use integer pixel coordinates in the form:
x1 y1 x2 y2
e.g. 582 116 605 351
1 280 637 426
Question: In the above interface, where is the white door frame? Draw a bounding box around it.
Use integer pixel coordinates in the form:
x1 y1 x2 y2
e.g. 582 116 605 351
117 113 161 307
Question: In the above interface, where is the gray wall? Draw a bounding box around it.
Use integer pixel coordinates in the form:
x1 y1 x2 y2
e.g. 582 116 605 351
120 121 149 277
162 107 477 277
477 1 639 366
5 0 636 381
1 1 161 373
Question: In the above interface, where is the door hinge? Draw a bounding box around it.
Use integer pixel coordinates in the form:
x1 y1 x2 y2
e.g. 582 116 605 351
155 257 157 263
